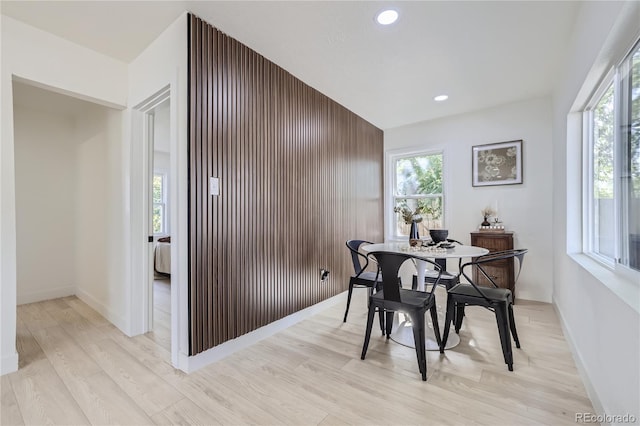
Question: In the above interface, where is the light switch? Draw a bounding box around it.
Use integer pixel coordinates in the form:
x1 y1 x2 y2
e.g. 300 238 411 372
209 177 219 196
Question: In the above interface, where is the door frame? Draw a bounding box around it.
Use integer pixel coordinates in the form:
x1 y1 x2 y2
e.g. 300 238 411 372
132 85 172 343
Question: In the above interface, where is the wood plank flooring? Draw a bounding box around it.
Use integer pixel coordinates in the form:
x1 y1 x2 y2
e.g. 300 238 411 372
1 287 594 425
147 278 171 354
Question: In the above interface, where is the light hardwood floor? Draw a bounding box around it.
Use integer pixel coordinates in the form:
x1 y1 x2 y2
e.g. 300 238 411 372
1 287 594 425
146 278 171 354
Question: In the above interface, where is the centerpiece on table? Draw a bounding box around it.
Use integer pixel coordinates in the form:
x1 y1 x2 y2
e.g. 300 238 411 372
394 205 423 245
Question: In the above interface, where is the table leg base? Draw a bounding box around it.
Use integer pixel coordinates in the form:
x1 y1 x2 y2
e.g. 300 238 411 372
389 313 460 351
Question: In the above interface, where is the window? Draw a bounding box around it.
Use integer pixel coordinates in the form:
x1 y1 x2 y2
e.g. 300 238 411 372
153 173 167 235
584 39 640 273
390 151 444 239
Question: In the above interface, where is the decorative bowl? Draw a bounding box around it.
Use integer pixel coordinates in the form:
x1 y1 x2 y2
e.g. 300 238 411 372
429 229 449 243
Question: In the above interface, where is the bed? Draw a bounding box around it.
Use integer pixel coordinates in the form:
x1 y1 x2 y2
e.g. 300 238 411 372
154 237 171 275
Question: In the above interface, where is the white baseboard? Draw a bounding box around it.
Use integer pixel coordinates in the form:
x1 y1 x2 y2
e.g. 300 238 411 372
1 351 19 376
17 285 75 305
552 301 605 418
181 291 345 373
76 289 129 334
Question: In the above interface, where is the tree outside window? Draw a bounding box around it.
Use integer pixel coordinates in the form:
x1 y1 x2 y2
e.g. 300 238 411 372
153 174 166 234
592 83 615 258
393 153 444 238
585 38 640 273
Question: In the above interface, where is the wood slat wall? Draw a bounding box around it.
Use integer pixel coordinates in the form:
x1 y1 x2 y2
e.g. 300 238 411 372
188 14 383 355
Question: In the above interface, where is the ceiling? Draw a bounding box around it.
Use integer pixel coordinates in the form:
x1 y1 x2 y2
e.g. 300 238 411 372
1 1 580 130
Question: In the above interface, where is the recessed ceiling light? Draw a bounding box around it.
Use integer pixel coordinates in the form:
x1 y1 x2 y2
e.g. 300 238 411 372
434 95 449 102
376 9 398 25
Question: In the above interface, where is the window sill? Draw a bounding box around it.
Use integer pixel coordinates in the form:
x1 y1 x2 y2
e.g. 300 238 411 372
568 253 640 314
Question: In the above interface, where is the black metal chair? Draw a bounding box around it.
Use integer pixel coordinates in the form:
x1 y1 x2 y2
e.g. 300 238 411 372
439 249 528 371
361 251 443 381
344 240 383 323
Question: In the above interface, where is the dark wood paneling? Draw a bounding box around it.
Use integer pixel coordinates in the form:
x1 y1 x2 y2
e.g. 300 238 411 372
188 14 383 355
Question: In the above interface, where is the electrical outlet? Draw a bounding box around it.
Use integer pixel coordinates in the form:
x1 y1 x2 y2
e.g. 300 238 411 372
209 177 219 196
320 268 330 281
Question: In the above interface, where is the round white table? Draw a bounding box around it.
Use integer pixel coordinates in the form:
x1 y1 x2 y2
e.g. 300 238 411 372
362 242 489 350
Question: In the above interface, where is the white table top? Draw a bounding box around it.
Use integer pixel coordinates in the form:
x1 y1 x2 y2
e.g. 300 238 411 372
362 242 489 259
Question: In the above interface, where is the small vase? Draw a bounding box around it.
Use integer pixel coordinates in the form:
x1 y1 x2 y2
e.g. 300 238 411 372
481 216 491 226
409 220 420 240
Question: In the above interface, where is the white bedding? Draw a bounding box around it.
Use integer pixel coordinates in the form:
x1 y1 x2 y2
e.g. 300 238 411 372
154 242 171 275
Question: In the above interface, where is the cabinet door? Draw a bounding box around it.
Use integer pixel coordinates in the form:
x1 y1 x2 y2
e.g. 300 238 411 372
475 261 511 289
470 233 515 296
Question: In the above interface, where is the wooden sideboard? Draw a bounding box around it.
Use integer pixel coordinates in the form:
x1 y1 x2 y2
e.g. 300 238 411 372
470 231 516 299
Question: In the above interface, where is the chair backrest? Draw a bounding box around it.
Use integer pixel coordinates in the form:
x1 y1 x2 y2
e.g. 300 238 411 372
368 251 442 302
460 249 528 301
346 240 373 276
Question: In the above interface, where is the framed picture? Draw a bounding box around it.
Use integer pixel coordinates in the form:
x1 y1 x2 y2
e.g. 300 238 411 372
472 140 523 187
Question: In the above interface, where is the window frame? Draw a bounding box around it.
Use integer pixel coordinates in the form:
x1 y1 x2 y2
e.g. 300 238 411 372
583 70 616 268
385 147 446 241
583 38 640 280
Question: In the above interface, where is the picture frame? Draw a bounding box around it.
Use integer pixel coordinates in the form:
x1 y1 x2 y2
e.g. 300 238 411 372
472 140 523 187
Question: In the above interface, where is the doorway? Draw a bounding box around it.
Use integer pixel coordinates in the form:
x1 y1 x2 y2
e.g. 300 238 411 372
134 86 173 359
147 98 172 353
12 80 124 323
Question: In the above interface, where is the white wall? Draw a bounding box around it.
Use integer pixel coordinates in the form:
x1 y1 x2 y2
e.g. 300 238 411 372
75 107 127 329
14 105 77 304
153 100 170 154
154 151 170 171
552 0 640 421
385 97 553 302
1 15 127 375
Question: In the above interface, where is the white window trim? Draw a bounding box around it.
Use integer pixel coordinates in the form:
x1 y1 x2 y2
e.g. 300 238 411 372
582 69 616 269
581 48 640 282
384 146 448 242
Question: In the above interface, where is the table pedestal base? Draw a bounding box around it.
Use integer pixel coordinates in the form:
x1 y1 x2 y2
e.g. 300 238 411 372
389 312 459 351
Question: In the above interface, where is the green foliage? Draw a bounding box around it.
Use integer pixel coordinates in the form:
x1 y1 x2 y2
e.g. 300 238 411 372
153 174 164 233
409 155 442 194
594 84 615 199
631 49 640 198
153 205 163 233
153 175 163 203
395 153 443 220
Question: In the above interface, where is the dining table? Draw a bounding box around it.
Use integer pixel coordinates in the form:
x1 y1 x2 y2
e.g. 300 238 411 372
361 241 489 350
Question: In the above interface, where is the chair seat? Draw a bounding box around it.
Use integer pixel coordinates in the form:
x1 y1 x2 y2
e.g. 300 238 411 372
448 283 512 302
371 288 433 309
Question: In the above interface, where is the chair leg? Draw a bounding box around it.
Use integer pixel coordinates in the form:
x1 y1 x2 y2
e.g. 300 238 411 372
367 287 385 335
494 303 514 371
454 304 465 334
410 312 427 381
385 310 394 339
441 296 455 353
429 304 442 348
361 301 377 360
343 282 355 322
508 303 521 348
378 307 386 336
